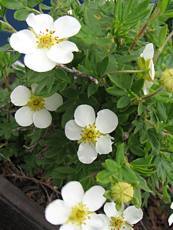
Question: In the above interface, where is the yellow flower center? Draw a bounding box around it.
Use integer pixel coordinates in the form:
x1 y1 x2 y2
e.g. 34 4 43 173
110 216 125 230
36 30 64 49
27 95 45 111
80 124 102 144
68 203 90 226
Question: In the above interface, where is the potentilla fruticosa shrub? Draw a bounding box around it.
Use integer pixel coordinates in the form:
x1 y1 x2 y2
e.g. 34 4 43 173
1 0 173 228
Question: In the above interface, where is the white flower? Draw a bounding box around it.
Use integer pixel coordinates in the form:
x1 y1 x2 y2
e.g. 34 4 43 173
10 85 63 128
140 43 155 95
168 202 173 226
9 13 81 72
45 181 106 230
65 104 118 164
99 202 143 230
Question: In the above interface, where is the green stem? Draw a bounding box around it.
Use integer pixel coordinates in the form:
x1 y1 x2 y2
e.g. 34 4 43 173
141 87 163 100
154 30 173 63
110 69 146 74
26 7 40 14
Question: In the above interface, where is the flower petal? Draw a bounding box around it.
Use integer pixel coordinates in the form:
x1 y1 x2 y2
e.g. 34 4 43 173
149 59 155 80
33 109 52 128
47 41 78 64
104 202 119 218
45 199 70 225
24 50 56 72
84 213 107 229
143 80 153 95
83 185 106 211
74 105 95 127
26 13 54 34
10 85 31 106
9 29 36 54
44 93 63 111
65 120 82 141
123 206 143 225
61 181 84 207
168 213 173 226
95 214 109 230
15 106 33 127
59 224 80 230
96 135 113 155
96 109 118 134
140 43 154 60
54 15 81 39
77 143 98 164
171 202 173 209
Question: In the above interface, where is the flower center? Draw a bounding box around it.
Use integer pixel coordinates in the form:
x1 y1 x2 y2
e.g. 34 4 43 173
36 30 64 49
80 124 102 144
27 95 45 111
110 216 125 230
68 203 90 226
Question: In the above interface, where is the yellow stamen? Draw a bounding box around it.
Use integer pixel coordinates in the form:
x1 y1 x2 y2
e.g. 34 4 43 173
80 124 102 144
36 30 64 49
27 95 45 111
68 203 90 226
110 216 125 230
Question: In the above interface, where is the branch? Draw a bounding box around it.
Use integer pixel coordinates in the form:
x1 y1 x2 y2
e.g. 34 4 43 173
57 64 99 84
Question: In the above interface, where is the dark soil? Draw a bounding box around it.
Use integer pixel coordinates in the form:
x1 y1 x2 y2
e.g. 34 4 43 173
0 160 173 230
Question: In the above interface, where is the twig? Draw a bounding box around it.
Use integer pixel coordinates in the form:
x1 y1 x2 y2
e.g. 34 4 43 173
6 174 60 195
57 64 99 84
154 30 173 63
140 220 148 230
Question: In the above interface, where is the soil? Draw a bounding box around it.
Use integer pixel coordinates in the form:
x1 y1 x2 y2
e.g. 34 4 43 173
0 160 173 230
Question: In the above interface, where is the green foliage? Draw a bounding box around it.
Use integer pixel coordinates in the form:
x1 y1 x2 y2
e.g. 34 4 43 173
0 0 173 209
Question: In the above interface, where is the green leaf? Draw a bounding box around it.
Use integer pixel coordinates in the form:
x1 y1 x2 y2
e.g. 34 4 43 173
108 74 133 90
97 56 109 76
14 9 31 21
87 84 98 97
0 0 27 9
147 129 160 150
106 85 126 96
96 170 113 185
117 96 130 109
116 143 125 165
27 0 42 7
157 0 170 13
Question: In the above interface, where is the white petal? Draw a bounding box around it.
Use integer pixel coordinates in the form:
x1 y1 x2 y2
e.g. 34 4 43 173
95 214 109 230
10 85 31 106
74 105 95 127
140 43 154 60
26 13 54 34
61 181 84 207
24 50 56 72
149 60 155 80
65 120 82 141
84 213 106 229
15 106 33 127
83 185 106 211
143 80 153 95
168 213 173 226
33 109 52 128
44 93 63 111
45 199 70 225
47 41 78 64
54 15 81 39
104 202 119 218
96 135 113 155
77 143 98 164
171 202 173 209
9 29 36 54
59 224 80 230
123 206 143 225
96 109 118 134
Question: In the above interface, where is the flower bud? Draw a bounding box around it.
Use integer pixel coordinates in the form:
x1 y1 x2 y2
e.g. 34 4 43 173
111 182 134 204
161 69 173 92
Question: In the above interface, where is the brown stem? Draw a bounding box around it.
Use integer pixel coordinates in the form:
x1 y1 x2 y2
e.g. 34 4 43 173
141 87 163 100
6 174 60 195
57 64 99 84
